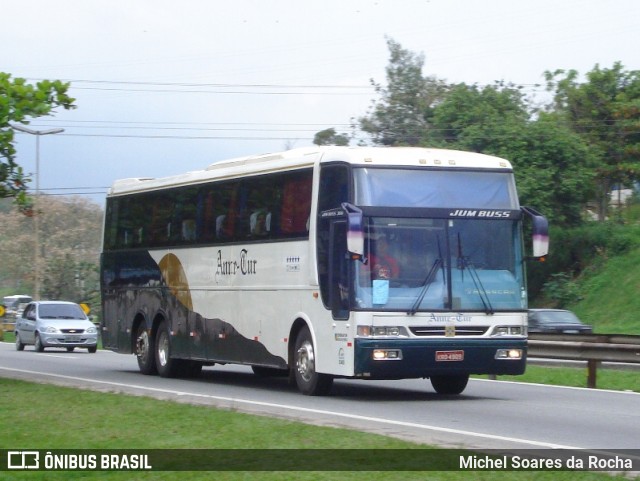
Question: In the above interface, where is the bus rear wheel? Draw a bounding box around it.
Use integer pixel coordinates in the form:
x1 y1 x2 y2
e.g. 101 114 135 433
135 323 157 375
155 320 181 378
430 374 469 395
294 326 333 396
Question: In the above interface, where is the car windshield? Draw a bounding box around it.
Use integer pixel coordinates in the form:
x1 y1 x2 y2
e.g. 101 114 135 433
38 304 86 320
538 311 582 324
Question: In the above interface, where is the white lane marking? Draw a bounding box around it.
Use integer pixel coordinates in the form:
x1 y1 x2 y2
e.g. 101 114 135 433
39 353 82 359
473 377 640 396
0 366 581 450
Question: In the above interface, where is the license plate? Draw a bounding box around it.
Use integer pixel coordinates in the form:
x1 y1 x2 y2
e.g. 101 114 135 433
65 335 82 342
436 350 464 362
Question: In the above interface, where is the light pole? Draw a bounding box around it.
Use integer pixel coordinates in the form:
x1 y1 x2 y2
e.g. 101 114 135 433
12 125 65 300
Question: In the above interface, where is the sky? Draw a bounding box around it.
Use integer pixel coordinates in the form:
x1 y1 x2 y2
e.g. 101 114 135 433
4 0 639 206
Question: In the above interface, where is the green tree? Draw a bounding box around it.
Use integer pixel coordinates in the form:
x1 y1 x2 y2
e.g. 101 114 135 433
313 127 350 146
359 38 447 146
545 63 640 220
0 73 75 208
427 83 595 226
426 82 530 152
511 115 596 227
0 197 101 306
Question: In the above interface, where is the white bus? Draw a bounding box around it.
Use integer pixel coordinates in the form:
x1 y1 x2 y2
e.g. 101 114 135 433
100 146 548 395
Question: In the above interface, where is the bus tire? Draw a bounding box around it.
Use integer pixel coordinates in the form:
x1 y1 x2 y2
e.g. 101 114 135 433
155 320 181 378
430 374 469 395
135 323 157 375
294 326 333 396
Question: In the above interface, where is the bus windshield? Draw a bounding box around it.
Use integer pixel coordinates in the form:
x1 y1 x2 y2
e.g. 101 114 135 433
354 216 525 313
353 167 519 209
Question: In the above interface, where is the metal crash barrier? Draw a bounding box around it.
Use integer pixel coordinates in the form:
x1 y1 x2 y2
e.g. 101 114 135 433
527 333 640 388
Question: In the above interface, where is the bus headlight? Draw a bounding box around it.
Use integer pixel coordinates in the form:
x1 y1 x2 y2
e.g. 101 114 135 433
357 326 407 337
373 349 403 360
495 349 523 360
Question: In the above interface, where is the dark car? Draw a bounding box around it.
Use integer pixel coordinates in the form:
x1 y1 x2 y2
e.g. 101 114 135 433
528 309 593 334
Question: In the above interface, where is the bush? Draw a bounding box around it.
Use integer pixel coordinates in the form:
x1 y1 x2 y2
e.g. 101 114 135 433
528 221 640 302
540 272 582 308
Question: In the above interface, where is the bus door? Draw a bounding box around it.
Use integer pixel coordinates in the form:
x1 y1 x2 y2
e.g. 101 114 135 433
322 219 355 376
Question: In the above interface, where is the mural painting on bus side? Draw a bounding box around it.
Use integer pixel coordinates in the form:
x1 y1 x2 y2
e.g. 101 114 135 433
155 251 287 368
158 253 193 310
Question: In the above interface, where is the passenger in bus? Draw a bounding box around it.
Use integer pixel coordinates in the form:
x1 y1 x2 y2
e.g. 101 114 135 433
181 219 196 241
250 210 271 236
369 234 400 280
215 215 227 238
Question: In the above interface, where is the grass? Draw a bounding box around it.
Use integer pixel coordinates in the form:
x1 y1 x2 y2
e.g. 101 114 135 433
569 246 640 334
0 378 630 481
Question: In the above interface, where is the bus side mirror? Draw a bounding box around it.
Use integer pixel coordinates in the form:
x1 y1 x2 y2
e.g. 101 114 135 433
521 206 549 258
341 202 364 257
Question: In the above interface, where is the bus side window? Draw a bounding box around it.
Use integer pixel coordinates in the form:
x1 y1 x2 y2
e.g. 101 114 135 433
330 221 350 320
281 174 312 235
317 164 351 308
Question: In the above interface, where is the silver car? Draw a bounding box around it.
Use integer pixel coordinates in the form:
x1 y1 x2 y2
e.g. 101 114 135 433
15 301 98 353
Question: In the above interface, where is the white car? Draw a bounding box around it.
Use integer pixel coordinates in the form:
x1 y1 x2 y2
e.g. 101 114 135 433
15 301 98 353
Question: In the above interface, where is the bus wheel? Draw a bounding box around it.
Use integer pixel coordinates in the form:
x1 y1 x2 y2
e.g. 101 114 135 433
135 323 157 375
430 374 469 395
155 320 180 378
294 326 333 396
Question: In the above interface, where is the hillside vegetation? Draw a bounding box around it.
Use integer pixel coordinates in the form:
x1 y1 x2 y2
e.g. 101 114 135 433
534 204 640 335
568 245 640 334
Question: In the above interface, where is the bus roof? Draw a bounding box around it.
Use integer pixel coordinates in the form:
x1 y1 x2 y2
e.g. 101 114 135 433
107 146 513 197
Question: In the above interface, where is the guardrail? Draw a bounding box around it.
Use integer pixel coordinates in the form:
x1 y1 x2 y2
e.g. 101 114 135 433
527 333 640 388
2 322 15 332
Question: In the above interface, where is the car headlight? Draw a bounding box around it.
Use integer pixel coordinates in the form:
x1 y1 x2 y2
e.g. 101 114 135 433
86 326 97 334
44 326 59 334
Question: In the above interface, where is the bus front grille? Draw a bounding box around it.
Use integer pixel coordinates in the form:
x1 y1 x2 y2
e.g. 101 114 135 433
409 326 489 336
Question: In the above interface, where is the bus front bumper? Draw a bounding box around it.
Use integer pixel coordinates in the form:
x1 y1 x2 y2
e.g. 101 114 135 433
353 338 527 379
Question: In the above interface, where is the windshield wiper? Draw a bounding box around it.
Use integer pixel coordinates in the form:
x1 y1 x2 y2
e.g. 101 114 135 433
408 258 442 316
457 233 494 314
408 237 445 316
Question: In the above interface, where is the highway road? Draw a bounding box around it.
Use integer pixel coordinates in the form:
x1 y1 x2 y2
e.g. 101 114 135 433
1 341 638 455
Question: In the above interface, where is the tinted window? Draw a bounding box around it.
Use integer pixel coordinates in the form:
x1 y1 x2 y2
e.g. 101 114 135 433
38 303 86 320
104 168 313 250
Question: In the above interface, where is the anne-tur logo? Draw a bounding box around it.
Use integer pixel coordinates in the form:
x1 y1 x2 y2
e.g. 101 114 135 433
8 451 39 470
216 249 258 276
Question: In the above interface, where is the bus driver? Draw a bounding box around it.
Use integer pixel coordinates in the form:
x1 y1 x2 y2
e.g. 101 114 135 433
369 234 400 280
